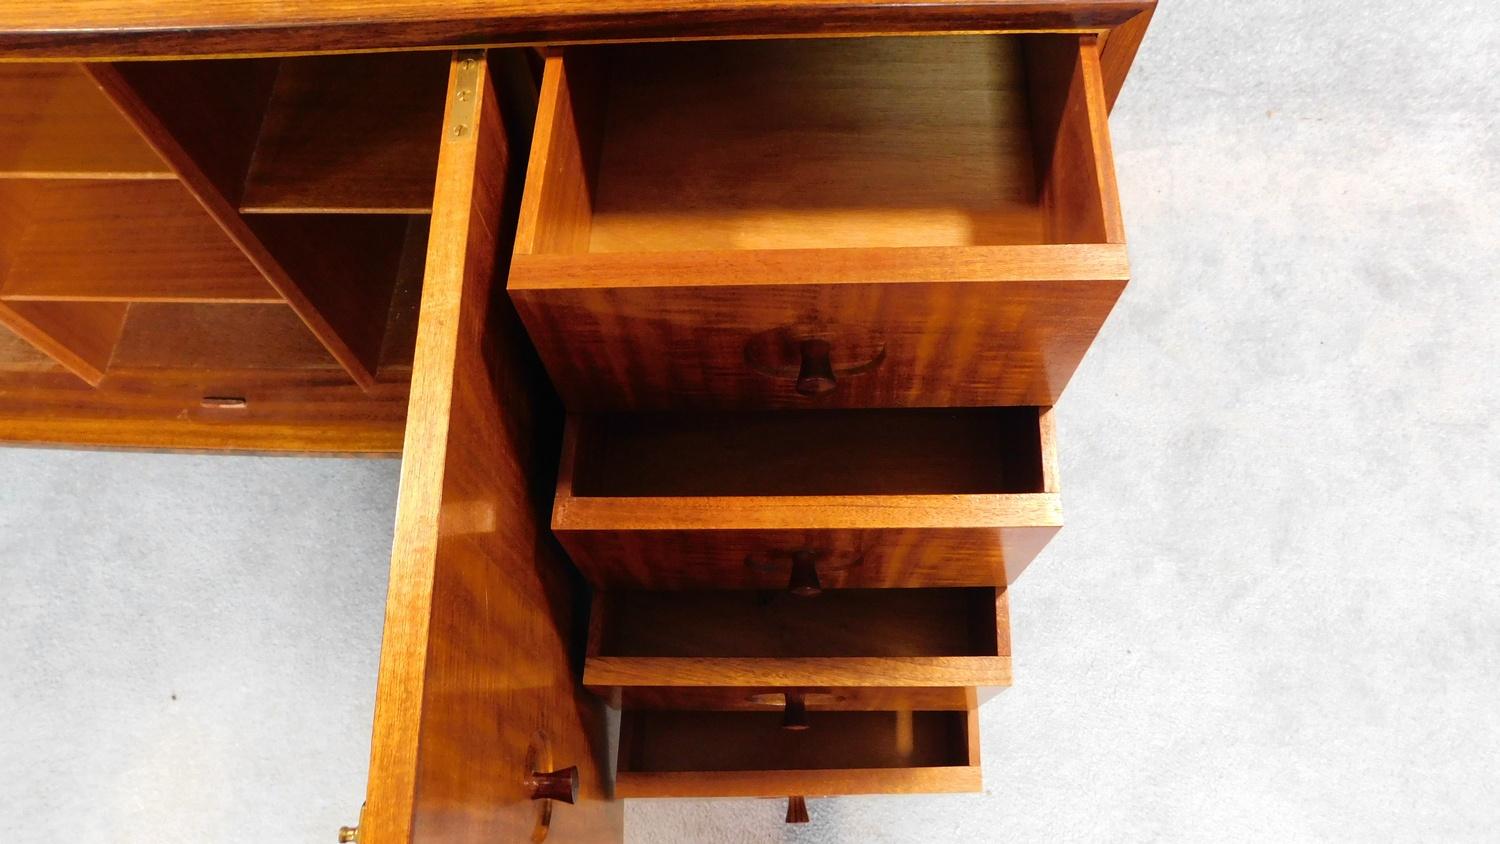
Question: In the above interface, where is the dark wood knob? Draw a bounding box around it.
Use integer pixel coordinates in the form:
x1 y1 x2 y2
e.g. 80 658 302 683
795 339 837 396
788 551 822 598
786 796 810 824
527 766 579 804
782 691 809 731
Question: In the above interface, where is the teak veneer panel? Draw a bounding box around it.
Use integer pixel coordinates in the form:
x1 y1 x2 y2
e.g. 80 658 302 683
240 53 448 214
0 64 171 179
0 180 278 303
361 52 621 843
555 407 1061 589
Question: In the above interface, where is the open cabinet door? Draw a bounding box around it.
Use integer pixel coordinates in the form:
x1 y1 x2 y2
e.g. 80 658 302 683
359 51 622 843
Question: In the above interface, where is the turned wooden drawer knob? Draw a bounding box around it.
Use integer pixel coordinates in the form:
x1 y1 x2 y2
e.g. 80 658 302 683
782 691 809 731
795 339 837 396
527 765 579 804
787 550 822 597
786 796 810 824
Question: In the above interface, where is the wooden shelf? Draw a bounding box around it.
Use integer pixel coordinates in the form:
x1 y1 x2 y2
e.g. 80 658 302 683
239 53 448 214
0 180 279 303
0 64 173 180
555 407 1062 589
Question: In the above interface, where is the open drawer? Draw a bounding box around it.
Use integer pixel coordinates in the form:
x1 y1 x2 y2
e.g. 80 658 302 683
585 587 1012 695
509 33 1127 411
555 407 1062 590
617 708 981 799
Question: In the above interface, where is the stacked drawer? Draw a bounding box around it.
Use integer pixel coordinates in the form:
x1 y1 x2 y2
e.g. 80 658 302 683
510 31 1126 821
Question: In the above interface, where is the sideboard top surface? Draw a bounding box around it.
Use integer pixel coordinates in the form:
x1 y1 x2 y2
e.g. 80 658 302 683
0 0 1155 62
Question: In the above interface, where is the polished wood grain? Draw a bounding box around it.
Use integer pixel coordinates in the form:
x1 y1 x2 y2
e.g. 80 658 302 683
240 53 448 214
509 36 1126 411
555 407 1060 589
0 1 1155 66
585 588 1011 690
0 64 170 179
0 180 277 302
584 37 1045 252
616 709 979 798
361 51 621 843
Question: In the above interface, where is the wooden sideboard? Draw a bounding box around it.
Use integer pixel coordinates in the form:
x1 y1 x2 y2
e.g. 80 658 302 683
0 3 1153 840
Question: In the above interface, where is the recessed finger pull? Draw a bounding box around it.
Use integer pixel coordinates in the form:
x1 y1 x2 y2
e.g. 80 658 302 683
782 691 809 731
786 796 810 824
795 339 837 396
787 550 823 597
527 765 580 804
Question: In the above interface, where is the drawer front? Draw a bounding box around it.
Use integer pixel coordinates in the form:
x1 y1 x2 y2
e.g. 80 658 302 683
584 588 1012 693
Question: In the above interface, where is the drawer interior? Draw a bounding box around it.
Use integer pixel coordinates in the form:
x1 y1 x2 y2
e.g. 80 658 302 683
568 407 1045 498
0 55 443 390
519 33 1118 256
620 709 971 773
595 588 1001 659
